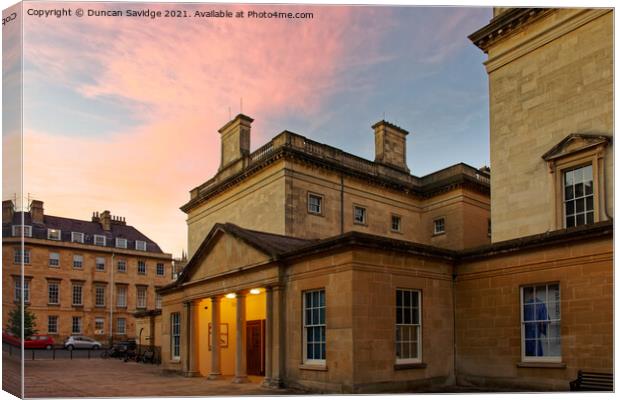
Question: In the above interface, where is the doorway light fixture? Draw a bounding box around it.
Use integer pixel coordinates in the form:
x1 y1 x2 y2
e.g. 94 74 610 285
225 293 236 299
249 288 260 295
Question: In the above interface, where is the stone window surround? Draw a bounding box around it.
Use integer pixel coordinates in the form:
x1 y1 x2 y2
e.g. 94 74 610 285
302 288 326 366
391 214 402 233
13 275 31 303
433 217 446 236
14 247 31 264
353 204 367 226
47 279 61 305
519 282 562 364
395 288 422 365
307 192 324 216
546 146 608 231
48 315 59 334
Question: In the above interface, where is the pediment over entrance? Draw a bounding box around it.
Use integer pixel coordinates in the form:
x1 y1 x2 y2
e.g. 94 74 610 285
176 223 313 284
542 133 611 161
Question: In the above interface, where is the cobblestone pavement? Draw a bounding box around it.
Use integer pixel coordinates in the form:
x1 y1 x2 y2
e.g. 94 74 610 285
8 354 301 398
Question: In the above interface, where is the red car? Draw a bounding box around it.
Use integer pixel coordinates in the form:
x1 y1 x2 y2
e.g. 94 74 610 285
2 332 55 349
25 335 54 349
2 331 20 347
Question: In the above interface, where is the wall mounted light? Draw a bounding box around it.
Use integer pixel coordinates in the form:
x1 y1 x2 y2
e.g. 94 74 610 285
225 293 236 299
250 288 260 295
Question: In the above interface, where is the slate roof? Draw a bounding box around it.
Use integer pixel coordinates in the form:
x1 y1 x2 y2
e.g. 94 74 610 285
3 211 164 253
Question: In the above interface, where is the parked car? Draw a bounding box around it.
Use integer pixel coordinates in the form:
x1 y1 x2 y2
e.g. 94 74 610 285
2 331 21 347
2 332 55 349
64 336 102 350
25 335 54 349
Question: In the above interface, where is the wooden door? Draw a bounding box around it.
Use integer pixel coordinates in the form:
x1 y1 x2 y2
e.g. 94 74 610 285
246 320 265 376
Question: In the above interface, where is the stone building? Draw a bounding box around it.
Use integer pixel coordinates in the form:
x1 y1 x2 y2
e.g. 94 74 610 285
156 7 612 393
3 200 173 343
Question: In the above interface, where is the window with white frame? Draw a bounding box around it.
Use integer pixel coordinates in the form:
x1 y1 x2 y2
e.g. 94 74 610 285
303 289 326 364
396 289 421 363
135 240 147 251
136 286 147 308
138 260 146 275
156 263 165 276
72 316 82 334
14 248 31 264
155 292 162 309
49 252 60 267
116 286 127 307
71 232 84 243
95 286 106 307
72 283 83 306
308 193 323 214
171 312 181 360
94 234 106 246
48 282 60 304
117 260 127 272
391 215 402 232
95 318 104 333
47 229 61 240
12 225 32 237
353 206 366 225
117 318 126 335
564 165 594 228
521 283 561 362
433 217 445 235
73 254 83 269
96 257 105 271
115 238 127 249
14 278 30 303
48 316 58 334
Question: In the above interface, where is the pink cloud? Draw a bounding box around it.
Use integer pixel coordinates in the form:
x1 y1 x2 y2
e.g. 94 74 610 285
20 3 390 255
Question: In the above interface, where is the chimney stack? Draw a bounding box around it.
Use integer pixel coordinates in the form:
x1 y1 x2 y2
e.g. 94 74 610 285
100 210 111 231
372 120 410 173
2 200 14 224
218 114 253 170
29 200 44 224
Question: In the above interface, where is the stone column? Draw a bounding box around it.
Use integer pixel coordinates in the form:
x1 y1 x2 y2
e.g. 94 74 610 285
232 293 249 383
184 301 199 377
262 287 273 387
208 296 222 380
270 286 285 387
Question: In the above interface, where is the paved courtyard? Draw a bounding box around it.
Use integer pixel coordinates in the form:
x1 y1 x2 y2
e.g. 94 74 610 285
4 352 301 398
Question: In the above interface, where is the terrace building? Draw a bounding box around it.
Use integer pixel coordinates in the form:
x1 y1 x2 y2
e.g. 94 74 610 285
3 200 173 343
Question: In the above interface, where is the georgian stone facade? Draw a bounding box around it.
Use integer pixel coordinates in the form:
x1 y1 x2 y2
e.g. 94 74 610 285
156 7 612 393
2 201 173 343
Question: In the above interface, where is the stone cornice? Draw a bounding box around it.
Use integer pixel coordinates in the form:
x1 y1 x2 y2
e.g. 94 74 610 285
2 237 173 260
469 8 553 52
180 140 490 213
477 8 612 73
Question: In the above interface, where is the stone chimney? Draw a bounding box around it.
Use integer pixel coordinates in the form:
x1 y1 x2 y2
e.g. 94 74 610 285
218 114 253 170
2 200 14 223
372 120 410 173
100 210 112 231
29 200 44 224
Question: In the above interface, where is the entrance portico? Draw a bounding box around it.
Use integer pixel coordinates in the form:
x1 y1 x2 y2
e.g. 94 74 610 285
186 286 281 386
159 223 311 387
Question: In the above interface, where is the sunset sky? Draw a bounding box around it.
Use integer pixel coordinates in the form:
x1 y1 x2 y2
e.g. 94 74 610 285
3 2 492 256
